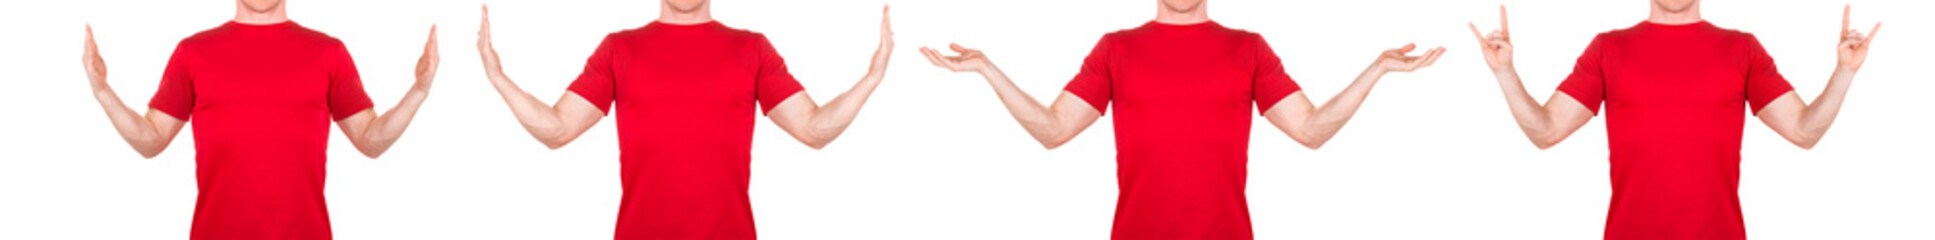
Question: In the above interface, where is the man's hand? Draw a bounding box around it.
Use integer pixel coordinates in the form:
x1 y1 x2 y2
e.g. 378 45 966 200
1469 5 1513 72
83 24 108 91
920 43 993 74
867 6 893 78
1373 43 1446 73
478 5 505 80
416 25 439 92
1837 5 1880 73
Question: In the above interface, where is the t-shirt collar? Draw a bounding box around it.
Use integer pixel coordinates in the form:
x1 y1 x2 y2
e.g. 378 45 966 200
1142 20 1222 31
1634 20 1715 31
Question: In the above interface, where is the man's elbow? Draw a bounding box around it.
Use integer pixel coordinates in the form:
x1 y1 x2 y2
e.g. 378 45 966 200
541 138 572 150
1288 133 1326 150
1530 136 1562 150
359 150 385 159
1035 134 1076 150
137 149 163 159
132 141 167 159
356 144 388 159
1790 137 1820 150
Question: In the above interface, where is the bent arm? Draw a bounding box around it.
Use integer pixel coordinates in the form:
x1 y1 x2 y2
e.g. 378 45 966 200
486 74 605 150
335 87 430 158
92 89 186 158
766 71 886 149
1490 70 1594 149
978 65 1102 149
1263 44 1444 149
1262 67 1384 150
1756 70 1856 149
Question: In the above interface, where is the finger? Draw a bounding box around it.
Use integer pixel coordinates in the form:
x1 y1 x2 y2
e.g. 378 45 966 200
882 5 891 31
427 25 438 46
1499 5 1510 39
1841 4 1851 32
1418 47 1446 67
1863 22 1880 47
1398 43 1417 53
919 47 949 66
1468 22 1489 46
949 43 969 53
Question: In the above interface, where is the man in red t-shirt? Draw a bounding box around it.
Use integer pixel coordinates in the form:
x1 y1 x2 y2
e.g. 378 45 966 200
1467 1 1879 239
919 0 1444 239
474 1 892 239
81 0 439 239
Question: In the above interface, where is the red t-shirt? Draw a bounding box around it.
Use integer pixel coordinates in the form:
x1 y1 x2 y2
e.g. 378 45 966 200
1556 21 1794 240
147 21 374 240
566 21 804 240
1062 21 1302 240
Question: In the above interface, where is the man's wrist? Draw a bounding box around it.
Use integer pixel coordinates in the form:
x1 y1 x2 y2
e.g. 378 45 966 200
974 63 1000 77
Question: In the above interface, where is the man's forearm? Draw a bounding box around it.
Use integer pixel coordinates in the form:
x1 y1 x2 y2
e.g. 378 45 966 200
1794 69 1857 144
797 72 886 146
354 85 430 155
975 65 1072 147
485 72 569 145
1296 64 1387 145
91 87 170 158
1490 68 1565 148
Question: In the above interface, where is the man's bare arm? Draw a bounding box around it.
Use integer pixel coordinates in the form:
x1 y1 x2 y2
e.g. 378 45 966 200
921 44 1102 149
477 5 605 149
84 25 187 158
1471 5 1596 149
1262 44 1444 149
334 26 439 158
766 6 894 149
1755 5 1879 149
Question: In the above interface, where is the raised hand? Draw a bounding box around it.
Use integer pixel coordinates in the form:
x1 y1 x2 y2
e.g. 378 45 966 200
920 43 992 74
1374 43 1447 73
478 5 505 79
867 5 893 77
416 25 440 91
1837 5 1879 73
1469 5 1513 72
83 25 108 91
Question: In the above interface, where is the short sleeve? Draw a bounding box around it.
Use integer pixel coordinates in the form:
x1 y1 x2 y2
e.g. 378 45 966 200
1556 35 1610 115
1741 35 1795 115
148 42 197 120
326 44 375 121
750 35 805 115
1250 35 1302 114
1062 36 1114 115
567 35 620 115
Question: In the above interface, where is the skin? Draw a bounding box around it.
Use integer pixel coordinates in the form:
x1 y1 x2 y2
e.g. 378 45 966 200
476 1 894 150
84 0 440 158
1468 1 1879 149
919 0 1446 149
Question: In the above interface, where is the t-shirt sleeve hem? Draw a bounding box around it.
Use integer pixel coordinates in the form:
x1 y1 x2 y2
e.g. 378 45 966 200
1254 87 1302 115
567 86 614 116
330 104 374 121
1555 88 1602 116
146 103 191 121
1061 87 1108 115
758 88 805 116
1747 87 1796 116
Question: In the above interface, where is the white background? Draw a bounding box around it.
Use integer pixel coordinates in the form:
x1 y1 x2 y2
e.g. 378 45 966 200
2 0 1929 239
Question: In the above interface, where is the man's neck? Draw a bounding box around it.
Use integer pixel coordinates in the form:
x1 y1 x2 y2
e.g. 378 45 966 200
233 5 289 25
657 3 714 24
1646 4 1703 25
1153 4 1210 25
